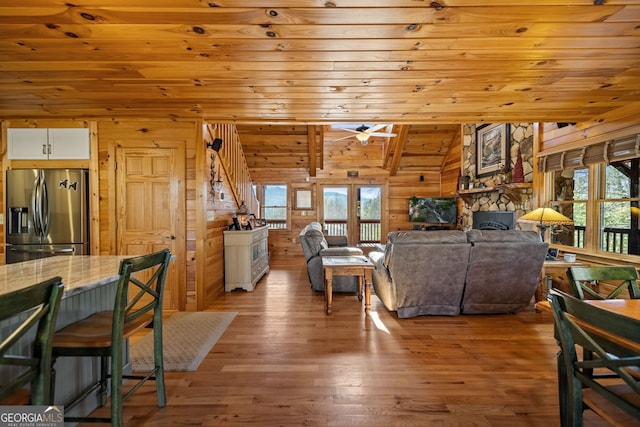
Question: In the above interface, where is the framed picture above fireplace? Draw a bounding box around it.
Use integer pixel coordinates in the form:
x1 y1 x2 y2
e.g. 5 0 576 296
476 123 510 178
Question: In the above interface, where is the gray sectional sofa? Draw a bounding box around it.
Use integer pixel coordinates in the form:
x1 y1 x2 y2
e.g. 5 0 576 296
369 229 548 318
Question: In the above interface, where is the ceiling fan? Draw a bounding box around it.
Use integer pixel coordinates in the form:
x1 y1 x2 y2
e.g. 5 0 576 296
332 124 397 145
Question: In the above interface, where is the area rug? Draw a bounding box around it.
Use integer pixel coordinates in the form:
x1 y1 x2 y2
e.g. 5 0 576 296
130 311 237 372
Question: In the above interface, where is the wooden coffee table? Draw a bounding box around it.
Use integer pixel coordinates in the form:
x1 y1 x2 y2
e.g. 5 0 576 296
322 255 374 315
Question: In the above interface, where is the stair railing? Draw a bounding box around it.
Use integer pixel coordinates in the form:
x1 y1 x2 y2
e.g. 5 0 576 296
204 123 259 215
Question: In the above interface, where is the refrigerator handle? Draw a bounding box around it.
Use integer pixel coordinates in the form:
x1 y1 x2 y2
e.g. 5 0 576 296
31 172 42 237
40 173 50 236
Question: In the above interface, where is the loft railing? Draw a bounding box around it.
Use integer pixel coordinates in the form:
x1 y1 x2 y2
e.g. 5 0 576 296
204 123 259 215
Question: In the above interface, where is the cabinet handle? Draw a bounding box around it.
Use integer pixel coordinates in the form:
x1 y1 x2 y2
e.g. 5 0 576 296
42 144 47 155
47 144 52 155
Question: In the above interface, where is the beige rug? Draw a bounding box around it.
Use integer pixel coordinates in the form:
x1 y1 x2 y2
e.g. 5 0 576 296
130 311 236 372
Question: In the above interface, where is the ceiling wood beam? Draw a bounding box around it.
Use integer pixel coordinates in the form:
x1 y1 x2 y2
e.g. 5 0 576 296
385 125 410 175
307 125 317 177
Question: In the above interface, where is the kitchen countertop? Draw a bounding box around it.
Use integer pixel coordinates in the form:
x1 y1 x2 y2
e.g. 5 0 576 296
0 255 130 298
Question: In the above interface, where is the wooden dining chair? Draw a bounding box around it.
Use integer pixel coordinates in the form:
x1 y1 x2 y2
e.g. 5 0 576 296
51 249 171 426
548 289 640 427
567 265 640 300
0 276 64 405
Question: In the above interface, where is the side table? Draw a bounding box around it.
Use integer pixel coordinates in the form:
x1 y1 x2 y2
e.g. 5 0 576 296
322 256 374 315
535 259 589 311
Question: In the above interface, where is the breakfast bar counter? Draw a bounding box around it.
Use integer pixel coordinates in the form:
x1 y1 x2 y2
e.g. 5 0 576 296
0 255 129 298
0 255 131 417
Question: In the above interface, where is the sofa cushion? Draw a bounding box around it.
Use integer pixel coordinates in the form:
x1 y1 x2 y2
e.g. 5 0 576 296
373 230 471 317
388 230 468 244
320 247 363 257
384 230 468 269
462 229 548 314
466 229 542 243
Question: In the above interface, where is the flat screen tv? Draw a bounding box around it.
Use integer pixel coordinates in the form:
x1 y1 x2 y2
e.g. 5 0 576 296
409 197 457 224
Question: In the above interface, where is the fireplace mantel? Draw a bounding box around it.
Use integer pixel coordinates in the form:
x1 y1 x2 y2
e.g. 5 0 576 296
457 182 532 203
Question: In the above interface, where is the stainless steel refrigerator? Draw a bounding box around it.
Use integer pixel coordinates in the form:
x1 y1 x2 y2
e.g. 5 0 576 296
6 169 90 264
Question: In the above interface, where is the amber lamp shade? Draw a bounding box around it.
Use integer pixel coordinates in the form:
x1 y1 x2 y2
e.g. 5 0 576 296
517 207 573 242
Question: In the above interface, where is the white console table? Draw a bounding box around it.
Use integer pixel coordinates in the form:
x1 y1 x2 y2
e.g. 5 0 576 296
223 226 269 292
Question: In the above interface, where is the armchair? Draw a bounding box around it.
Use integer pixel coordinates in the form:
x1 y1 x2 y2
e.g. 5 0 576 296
299 222 363 293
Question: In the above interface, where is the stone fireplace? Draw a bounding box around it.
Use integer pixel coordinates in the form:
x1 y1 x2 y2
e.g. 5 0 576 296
472 211 516 230
458 123 535 230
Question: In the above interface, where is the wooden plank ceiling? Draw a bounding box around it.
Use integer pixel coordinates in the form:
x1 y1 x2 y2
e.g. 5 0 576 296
1 1 639 172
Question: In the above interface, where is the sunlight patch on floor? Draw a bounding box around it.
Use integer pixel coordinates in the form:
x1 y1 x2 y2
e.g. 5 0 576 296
368 311 390 334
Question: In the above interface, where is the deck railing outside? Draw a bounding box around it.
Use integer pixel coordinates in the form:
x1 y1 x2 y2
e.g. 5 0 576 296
559 225 639 255
266 220 287 230
324 220 381 246
602 227 635 254
324 220 346 236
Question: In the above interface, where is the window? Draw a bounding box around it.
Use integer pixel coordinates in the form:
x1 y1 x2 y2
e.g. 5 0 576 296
323 187 348 236
545 152 640 257
261 184 287 229
358 187 382 244
549 168 589 249
598 159 640 255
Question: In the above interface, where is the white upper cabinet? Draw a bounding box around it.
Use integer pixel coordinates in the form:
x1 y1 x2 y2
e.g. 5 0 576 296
48 128 90 159
7 128 48 159
8 128 90 160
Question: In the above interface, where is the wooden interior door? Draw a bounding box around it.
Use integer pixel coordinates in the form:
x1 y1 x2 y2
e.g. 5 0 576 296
116 147 185 311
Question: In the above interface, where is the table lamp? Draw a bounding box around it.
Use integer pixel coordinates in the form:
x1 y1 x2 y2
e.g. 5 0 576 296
517 207 573 242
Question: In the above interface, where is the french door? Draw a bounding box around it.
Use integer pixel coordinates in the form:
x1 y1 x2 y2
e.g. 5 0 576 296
321 184 383 247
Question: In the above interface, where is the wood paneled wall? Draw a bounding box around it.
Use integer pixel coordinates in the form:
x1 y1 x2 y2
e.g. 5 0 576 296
96 119 195 310
539 105 640 157
2 113 639 309
249 132 460 258
198 123 243 311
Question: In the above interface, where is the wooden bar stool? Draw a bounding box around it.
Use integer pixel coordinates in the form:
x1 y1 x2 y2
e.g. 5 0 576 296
0 276 64 405
51 249 171 426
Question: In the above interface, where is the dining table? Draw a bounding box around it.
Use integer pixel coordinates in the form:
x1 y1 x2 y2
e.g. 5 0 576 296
584 298 640 321
581 299 640 355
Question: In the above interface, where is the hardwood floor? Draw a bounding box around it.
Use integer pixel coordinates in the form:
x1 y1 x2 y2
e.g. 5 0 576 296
88 256 563 426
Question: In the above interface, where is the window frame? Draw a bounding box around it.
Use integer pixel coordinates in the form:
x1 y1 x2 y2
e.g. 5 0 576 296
545 160 640 261
259 183 289 230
